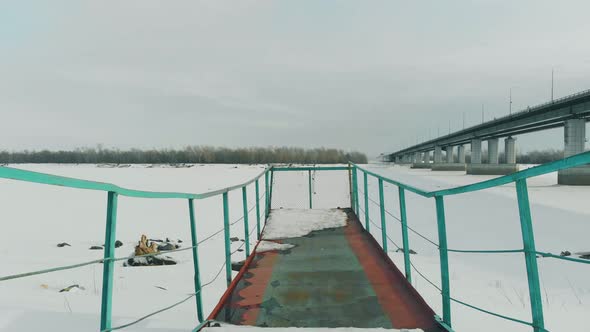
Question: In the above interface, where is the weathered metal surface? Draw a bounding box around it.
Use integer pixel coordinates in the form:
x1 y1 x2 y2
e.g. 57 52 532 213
211 209 444 331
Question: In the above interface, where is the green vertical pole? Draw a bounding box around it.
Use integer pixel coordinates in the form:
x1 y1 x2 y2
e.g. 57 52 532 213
255 179 261 240
242 186 250 257
100 191 118 331
515 179 545 332
352 167 359 214
269 170 274 210
264 171 270 219
188 199 204 322
378 179 388 252
363 172 370 231
308 170 313 209
398 187 412 283
435 195 451 327
222 192 232 287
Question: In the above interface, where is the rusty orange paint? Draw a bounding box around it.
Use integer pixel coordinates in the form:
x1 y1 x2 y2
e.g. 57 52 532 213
344 213 439 330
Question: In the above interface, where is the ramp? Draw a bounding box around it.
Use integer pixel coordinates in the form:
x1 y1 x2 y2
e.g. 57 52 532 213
208 208 445 331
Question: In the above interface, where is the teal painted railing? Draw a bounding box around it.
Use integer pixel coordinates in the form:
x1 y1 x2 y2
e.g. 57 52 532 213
0 165 272 331
0 164 351 331
351 151 590 332
2 155 589 331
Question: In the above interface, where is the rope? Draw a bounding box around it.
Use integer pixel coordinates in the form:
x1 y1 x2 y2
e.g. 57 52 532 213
102 249 231 332
359 189 525 254
0 195 266 283
103 222 259 331
358 206 402 250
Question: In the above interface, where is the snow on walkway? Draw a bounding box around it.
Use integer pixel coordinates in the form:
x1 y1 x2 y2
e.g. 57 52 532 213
261 208 348 239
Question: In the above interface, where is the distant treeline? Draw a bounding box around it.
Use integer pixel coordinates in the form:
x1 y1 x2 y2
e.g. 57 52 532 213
516 149 566 164
0 146 368 164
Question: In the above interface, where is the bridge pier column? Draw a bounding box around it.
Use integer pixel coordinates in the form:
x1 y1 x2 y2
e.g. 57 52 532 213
488 138 499 164
433 145 465 171
457 145 466 164
414 152 421 164
558 119 590 185
434 146 443 163
505 137 517 164
412 151 432 169
470 139 482 164
446 146 454 163
468 137 518 175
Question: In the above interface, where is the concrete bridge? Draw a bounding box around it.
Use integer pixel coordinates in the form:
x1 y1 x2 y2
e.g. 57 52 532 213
387 89 590 185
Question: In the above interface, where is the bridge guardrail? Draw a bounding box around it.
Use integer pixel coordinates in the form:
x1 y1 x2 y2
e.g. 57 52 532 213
0 165 272 331
351 150 590 332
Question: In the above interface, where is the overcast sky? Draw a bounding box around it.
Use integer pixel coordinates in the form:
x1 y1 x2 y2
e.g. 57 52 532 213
2 1 590 158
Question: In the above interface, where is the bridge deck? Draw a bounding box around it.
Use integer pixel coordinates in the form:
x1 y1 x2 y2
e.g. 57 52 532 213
207 209 445 331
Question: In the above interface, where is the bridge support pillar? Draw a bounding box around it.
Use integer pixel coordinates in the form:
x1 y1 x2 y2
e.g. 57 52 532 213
558 119 590 185
457 145 466 163
488 138 499 164
446 146 454 163
468 137 518 175
412 151 432 169
505 137 517 164
470 139 482 164
433 145 466 171
434 146 443 163
414 152 421 164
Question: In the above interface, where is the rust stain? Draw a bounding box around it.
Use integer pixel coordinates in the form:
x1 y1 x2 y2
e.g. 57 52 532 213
344 212 438 330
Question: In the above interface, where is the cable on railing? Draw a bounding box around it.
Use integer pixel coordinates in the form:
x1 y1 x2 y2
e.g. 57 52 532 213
358 188 440 247
358 206 402 250
359 188 527 254
0 193 267 283
103 223 259 332
392 235 541 331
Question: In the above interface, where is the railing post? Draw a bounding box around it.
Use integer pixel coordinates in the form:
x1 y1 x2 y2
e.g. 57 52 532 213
264 170 270 219
222 192 232 287
255 179 261 240
398 187 412 283
100 191 118 331
242 186 250 257
352 166 359 214
363 172 370 231
435 195 451 327
188 199 204 322
378 178 388 252
515 179 545 332
308 170 313 209
269 170 274 210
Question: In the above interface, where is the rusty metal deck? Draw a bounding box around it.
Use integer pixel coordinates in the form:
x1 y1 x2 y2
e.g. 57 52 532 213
209 209 445 331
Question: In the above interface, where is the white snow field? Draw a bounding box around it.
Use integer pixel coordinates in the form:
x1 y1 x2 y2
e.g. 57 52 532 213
0 163 588 332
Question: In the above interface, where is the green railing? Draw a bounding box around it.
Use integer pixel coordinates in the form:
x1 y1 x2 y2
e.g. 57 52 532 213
0 165 273 331
0 164 351 332
2 155 589 332
351 151 590 332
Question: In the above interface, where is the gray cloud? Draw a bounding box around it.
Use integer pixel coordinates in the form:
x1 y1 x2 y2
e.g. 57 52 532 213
1 1 589 157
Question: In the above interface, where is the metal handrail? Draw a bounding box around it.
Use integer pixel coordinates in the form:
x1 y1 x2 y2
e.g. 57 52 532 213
351 151 590 331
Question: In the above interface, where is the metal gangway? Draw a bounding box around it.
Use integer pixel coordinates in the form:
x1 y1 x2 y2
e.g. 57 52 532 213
1 152 590 332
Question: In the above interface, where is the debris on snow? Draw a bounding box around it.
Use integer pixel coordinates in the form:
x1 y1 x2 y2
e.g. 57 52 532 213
124 234 177 266
89 245 103 250
56 242 71 247
59 284 84 293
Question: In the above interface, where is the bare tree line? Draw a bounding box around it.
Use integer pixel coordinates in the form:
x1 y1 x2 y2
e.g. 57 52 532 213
0 146 368 164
